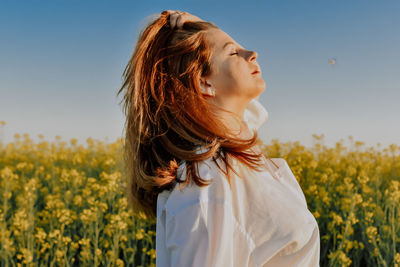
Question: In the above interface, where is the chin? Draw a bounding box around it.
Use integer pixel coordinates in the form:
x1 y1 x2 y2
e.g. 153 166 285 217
249 89 264 100
246 81 266 98
257 82 266 94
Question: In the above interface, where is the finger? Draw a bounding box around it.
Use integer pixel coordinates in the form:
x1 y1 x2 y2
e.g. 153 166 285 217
172 11 184 29
170 14 179 29
176 15 184 29
163 10 177 28
166 10 185 29
165 10 177 15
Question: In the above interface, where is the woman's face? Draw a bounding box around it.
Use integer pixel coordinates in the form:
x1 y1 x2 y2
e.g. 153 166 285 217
200 28 266 103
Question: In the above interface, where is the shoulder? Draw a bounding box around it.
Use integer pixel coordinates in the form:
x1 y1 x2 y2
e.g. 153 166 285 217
268 158 297 179
160 154 232 219
270 158 288 170
269 157 286 164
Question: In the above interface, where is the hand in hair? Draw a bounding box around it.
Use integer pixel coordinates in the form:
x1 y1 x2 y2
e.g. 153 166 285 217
164 10 204 29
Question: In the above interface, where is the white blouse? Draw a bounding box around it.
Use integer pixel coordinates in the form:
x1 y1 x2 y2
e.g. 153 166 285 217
156 98 320 266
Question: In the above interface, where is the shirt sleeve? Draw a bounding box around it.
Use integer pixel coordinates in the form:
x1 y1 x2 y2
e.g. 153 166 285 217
165 199 236 267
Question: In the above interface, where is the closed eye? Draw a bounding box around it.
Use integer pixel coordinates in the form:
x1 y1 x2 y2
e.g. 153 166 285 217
230 52 239 56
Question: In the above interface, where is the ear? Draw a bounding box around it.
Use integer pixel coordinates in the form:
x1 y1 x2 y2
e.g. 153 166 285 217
198 76 215 97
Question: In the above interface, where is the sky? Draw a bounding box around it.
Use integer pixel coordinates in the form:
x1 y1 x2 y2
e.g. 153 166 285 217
0 0 399 149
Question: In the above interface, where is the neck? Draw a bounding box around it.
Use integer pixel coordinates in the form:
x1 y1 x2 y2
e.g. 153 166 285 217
210 97 253 139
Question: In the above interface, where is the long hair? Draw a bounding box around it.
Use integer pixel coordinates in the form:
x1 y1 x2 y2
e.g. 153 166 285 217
117 11 269 221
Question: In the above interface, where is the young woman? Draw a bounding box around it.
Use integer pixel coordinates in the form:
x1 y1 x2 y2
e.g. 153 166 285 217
117 10 320 266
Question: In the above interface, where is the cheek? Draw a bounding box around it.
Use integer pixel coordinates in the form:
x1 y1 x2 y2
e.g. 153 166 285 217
212 63 234 88
221 62 243 84
213 61 249 94
219 69 238 92
227 65 250 90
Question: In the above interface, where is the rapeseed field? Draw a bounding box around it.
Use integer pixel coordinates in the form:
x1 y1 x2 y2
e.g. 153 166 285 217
0 124 399 266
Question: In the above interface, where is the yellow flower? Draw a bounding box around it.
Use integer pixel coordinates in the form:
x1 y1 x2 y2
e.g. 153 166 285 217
39 243 51 254
331 212 343 226
62 236 72 245
312 211 320 219
1 236 14 254
13 210 29 232
73 195 83 206
95 248 102 257
78 238 91 247
109 214 128 230
80 208 97 225
97 202 108 213
320 173 328 183
71 242 79 251
148 248 156 259
116 259 124 267
135 232 144 240
352 193 363 205
394 253 400 264
70 138 78 146
357 175 370 184
55 249 64 259
49 229 61 240
347 212 359 225
344 240 354 252
35 228 47 243
365 211 374 223
372 247 380 257
120 235 128 243
57 208 76 225
337 251 352 266
80 250 91 260
366 226 378 242
347 167 357 176
106 250 114 258
20 248 33 264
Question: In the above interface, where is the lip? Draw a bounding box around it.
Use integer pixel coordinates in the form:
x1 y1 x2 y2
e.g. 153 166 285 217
252 70 261 75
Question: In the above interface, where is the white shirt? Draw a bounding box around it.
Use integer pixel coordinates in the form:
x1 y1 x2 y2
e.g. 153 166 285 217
156 99 320 267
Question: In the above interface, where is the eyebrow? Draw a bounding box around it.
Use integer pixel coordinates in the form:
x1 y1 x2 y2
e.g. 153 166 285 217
223 41 235 50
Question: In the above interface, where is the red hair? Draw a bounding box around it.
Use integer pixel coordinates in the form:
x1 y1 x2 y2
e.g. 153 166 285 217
117 11 267 220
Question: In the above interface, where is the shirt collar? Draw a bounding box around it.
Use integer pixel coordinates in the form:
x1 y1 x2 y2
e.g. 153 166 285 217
243 98 269 131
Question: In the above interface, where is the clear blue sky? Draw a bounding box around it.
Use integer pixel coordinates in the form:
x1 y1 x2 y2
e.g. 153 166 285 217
1 0 399 148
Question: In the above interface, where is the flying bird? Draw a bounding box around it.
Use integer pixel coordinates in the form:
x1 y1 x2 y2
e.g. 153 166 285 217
329 57 336 67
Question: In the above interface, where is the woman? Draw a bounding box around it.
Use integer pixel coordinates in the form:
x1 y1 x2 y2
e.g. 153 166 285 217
117 10 320 266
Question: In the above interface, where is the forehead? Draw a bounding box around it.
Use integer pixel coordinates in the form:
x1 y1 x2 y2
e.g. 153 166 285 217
205 28 236 51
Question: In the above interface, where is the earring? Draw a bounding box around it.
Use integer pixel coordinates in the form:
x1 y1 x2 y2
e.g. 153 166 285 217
209 88 215 96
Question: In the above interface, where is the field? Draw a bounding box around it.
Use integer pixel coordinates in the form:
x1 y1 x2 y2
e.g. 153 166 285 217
0 131 399 266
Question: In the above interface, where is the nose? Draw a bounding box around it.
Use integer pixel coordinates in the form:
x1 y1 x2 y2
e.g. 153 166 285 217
248 50 257 62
